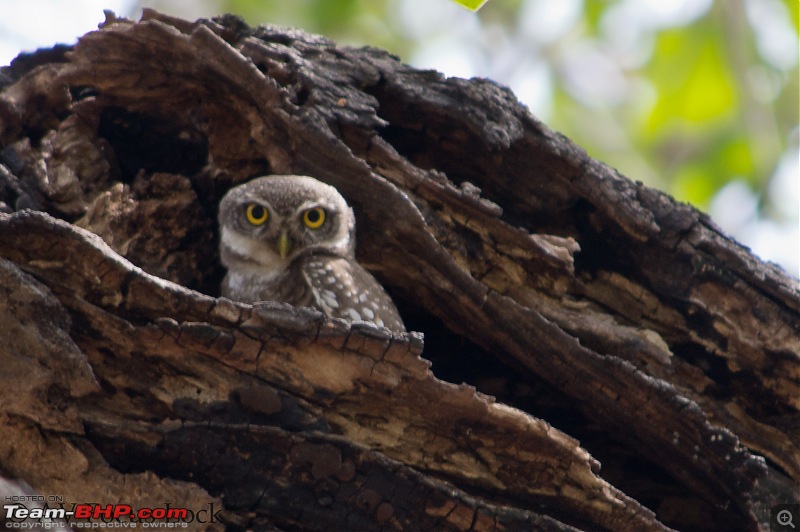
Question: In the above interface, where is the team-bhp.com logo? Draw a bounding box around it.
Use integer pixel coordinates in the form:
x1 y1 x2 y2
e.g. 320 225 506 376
3 500 223 528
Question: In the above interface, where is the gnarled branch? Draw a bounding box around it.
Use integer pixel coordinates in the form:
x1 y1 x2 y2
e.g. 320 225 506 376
0 10 797 531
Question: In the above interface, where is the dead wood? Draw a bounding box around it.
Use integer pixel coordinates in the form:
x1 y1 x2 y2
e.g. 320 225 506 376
0 10 797 531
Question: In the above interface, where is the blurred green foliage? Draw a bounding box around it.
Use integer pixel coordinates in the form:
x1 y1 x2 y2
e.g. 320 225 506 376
220 0 400 52
177 0 797 214
451 0 490 10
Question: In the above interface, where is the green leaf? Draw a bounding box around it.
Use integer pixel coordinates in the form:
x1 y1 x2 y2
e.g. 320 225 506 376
785 0 799 35
646 28 738 135
671 164 718 208
451 0 490 11
716 137 754 183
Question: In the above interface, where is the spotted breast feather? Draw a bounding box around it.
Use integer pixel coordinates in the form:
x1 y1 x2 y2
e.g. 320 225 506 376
299 255 406 334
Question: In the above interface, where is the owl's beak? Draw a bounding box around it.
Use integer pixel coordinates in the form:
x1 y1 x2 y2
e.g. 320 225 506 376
276 228 292 259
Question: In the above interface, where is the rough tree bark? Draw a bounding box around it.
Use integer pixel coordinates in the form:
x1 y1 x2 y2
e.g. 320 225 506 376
0 10 797 532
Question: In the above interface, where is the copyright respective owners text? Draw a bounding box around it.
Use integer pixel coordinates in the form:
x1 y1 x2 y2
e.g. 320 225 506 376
773 504 800 532
3 495 223 529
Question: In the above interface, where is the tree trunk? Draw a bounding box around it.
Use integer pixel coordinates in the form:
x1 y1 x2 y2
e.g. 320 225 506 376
0 10 797 531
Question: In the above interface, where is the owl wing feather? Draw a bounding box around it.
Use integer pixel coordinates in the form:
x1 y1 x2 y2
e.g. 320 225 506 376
299 255 406 333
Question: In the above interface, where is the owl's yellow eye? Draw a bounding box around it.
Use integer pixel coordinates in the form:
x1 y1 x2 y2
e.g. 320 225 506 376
245 204 268 225
302 207 326 229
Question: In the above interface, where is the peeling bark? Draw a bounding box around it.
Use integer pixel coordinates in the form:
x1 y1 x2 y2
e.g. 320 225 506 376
0 10 797 531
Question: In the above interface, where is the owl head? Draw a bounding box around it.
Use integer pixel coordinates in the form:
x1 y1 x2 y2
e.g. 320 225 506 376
218 175 355 274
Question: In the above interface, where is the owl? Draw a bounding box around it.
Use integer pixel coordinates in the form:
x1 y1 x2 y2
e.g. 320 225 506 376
218 175 406 333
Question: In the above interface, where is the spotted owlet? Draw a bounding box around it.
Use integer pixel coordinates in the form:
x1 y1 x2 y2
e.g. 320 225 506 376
218 175 405 333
